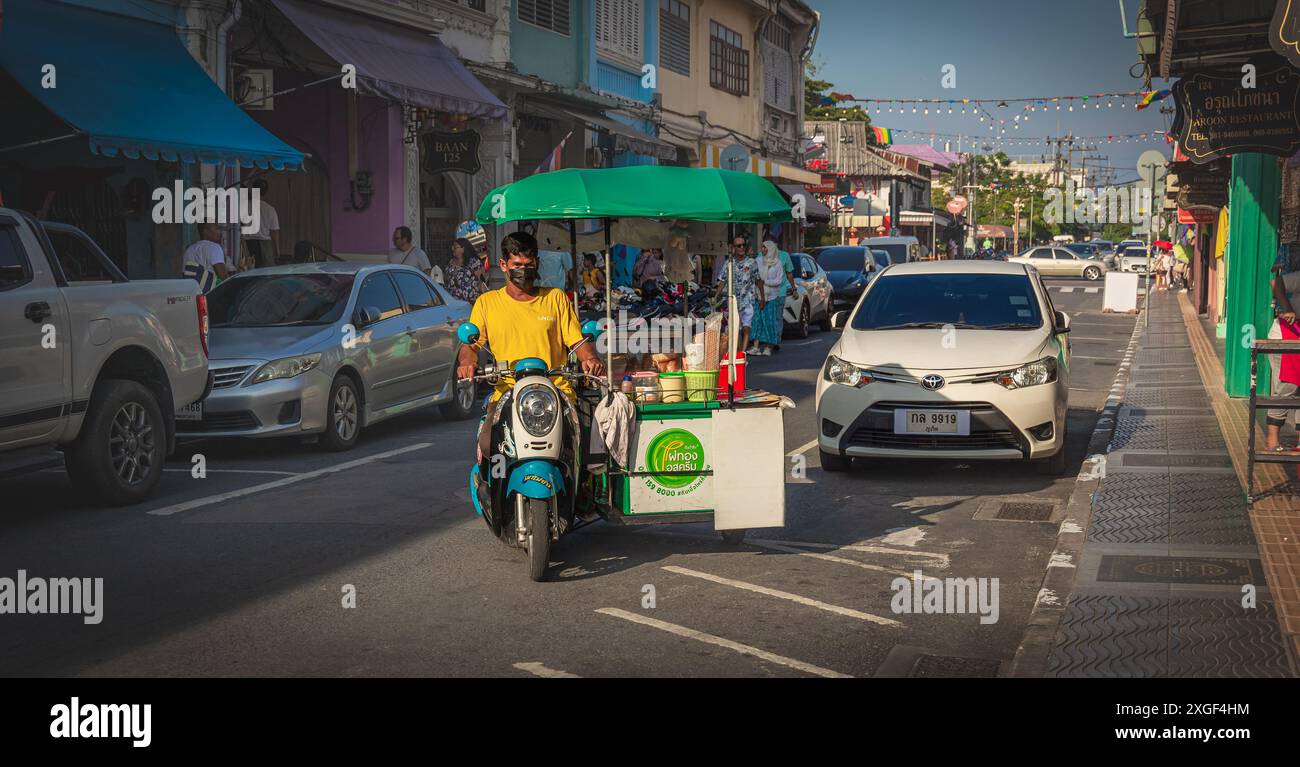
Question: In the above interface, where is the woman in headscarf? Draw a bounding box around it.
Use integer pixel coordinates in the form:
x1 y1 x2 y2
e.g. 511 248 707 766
445 237 485 303
749 240 786 356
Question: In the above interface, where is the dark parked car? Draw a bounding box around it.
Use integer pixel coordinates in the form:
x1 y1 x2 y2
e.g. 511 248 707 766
813 246 877 308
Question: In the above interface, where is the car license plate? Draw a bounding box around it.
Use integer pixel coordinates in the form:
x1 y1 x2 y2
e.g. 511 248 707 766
894 409 970 435
175 402 203 421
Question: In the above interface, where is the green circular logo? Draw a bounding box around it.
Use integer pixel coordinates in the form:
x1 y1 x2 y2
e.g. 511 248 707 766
645 428 705 489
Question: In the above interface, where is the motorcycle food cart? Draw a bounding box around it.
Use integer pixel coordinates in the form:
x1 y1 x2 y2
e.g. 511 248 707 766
474 166 793 542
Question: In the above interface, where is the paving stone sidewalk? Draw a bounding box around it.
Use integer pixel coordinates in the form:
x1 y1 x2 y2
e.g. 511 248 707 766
1046 290 1294 677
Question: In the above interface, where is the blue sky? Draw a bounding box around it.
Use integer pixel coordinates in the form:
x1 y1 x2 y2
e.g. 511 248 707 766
807 0 1172 183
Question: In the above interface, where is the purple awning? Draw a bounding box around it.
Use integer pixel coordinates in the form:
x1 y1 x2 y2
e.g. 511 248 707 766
272 0 507 120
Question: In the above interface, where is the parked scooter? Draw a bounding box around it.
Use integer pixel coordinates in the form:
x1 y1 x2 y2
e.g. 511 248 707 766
458 321 597 581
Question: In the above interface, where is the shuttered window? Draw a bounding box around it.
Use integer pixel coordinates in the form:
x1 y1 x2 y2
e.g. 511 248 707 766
596 0 642 61
709 21 748 96
659 0 690 76
762 15 794 111
519 0 571 36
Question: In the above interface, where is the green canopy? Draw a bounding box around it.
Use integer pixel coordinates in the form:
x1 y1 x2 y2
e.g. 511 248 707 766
475 166 794 225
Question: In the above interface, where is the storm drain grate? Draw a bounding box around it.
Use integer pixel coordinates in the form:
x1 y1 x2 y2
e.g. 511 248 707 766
909 654 1002 678
995 501 1055 521
1096 555 1264 585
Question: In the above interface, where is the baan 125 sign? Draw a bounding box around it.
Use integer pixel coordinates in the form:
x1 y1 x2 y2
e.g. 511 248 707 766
421 129 482 175
1170 63 1300 164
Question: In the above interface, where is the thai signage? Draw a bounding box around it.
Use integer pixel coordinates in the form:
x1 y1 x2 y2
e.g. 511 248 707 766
420 129 481 175
1170 64 1300 163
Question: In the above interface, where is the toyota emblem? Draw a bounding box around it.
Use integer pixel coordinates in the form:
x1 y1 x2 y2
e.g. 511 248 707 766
921 374 945 391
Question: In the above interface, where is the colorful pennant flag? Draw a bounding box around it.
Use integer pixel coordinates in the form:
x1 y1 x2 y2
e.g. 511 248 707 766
1136 89 1170 110
872 126 892 145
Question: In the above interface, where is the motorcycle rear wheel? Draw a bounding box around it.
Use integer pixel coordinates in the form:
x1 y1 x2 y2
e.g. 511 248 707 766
525 497 552 582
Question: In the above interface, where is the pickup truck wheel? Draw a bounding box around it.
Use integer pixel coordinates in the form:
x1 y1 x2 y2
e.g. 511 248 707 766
66 379 165 506
320 375 361 452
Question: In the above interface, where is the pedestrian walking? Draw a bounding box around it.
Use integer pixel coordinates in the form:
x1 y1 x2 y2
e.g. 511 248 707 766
182 221 227 293
713 234 757 357
243 178 280 269
445 237 485 303
749 240 786 356
388 226 435 279
1266 245 1300 451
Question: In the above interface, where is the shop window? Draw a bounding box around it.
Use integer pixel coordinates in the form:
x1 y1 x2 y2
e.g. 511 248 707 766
709 21 749 97
659 0 690 76
519 0 570 36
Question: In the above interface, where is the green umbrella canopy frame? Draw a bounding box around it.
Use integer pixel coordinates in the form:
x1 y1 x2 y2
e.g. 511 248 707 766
475 166 794 225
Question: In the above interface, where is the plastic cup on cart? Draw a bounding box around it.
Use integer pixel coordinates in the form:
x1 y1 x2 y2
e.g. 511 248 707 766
659 371 686 403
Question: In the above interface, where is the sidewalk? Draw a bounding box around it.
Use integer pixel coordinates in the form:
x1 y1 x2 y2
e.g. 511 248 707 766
1038 288 1295 677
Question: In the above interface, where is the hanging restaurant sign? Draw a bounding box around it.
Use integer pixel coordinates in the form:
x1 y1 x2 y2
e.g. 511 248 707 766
1170 64 1300 163
1271 0 1300 68
421 129 482 175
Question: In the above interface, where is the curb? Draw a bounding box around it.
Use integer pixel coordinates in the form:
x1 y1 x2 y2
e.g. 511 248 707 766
1006 302 1147 678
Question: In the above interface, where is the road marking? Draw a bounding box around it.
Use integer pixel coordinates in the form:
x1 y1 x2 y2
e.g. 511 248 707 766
786 438 819 457
513 662 581 678
1068 336 1126 343
784 336 829 347
146 442 433 516
595 608 852 678
1085 287 1100 293
662 565 901 626
1058 287 1075 293
162 468 300 476
747 539 945 580
1069 355 1120 361
752 537 949 564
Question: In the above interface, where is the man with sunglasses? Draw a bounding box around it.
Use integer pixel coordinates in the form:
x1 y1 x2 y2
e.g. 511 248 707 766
713 234 758 356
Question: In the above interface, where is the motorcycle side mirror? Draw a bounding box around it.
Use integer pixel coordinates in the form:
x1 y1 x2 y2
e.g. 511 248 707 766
580 319 604 341
457 322 481 346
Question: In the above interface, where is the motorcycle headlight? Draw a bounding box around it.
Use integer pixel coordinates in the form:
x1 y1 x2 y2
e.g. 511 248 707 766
247 353 322 385
823 355 871 387
517 385 559 437
997 357 1058 389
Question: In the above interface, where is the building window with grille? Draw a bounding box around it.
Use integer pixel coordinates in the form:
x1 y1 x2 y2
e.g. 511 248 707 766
659 0 690 76
709 21 748 96
596 0 643 62
761 14 794 112
518 0 571 36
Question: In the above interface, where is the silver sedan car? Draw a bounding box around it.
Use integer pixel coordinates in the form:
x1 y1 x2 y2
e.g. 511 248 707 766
177 263 476 450
1008 246 1107 280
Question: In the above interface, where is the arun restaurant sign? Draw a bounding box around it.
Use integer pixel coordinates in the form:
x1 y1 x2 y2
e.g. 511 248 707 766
1171 63 1300 163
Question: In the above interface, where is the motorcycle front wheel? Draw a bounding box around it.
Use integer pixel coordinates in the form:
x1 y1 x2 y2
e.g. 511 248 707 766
525 497 552 582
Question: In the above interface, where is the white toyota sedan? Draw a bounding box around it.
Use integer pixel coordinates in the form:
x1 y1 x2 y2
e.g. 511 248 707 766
815 260 1071 475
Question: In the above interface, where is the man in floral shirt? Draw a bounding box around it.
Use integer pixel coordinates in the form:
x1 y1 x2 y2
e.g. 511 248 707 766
713 234 757 355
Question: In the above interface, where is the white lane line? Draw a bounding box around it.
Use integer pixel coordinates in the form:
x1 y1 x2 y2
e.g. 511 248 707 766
1069 336 1127 342
747 539 945 580
662 565 901 626
1069 355 1121 361
754 538 949 564
1059 287 1076 293
513 662 581 678
162 468 300 476
786 438 819 457
1085 287 1100 293
784 336 829 347
146 442 433 516
595 608 852 679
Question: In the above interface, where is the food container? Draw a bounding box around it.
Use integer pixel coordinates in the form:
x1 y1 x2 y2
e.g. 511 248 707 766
632 371 661 403
718 352 746 396
658 371 686 403
684 370 718 402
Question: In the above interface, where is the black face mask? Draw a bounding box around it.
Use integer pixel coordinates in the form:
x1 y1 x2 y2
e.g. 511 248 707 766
509 265 539 288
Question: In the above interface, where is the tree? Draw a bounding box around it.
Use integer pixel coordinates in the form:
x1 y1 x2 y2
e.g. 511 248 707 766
931 152 1056 247
805 60 871 124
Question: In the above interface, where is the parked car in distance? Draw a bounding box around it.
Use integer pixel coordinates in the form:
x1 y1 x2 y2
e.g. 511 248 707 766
783 251 833 338
1120 247 1151 273
0 209 210 505
816 260 1070 475
180 263 475 451
1115 239 1145 258
862 236 921 265
813 246 877 309
1008 245 1106 280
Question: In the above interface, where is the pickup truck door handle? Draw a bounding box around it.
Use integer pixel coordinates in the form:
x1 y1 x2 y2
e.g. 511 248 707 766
24 301 51 323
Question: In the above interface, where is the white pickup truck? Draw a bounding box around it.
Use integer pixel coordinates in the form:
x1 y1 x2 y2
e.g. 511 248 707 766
0 209 210 505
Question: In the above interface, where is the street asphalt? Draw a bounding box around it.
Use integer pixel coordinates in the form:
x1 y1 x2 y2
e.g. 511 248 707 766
0 277 1137 678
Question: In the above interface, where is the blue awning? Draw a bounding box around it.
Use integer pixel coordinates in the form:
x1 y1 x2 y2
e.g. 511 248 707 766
0 0 305 170
272 0 507 120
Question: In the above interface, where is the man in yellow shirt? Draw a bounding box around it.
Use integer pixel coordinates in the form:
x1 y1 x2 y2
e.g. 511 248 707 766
456 231 604 399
